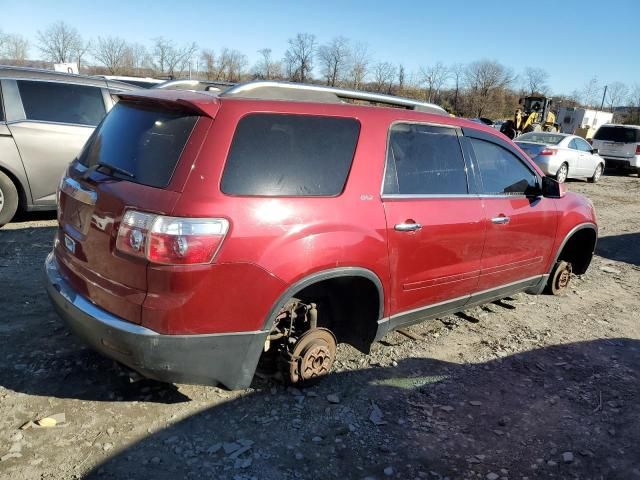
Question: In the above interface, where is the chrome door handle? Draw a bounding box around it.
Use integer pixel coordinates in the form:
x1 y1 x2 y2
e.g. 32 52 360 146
491 216 510 225
395 222 422 232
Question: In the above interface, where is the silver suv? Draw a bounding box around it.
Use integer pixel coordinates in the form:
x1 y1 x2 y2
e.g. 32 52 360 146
591 124 640 175
0 66 135 226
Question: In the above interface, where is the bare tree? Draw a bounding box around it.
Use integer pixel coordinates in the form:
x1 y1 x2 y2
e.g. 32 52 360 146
397 64 405 95
200 49 217 80
372 62 396 94
464 60 514 117
631 84 640 124
93 36 128 74
1 34 29 64
253 48 281 79
581 77 602 108
606 81 629 112
523 67 549 95
152 37 197 77
450 63 465 114
347 42 370 89
420 62 449 103
317 36 350 87
217 48 248 82
123 43 151 75
36 21 83 64
283 33 316 83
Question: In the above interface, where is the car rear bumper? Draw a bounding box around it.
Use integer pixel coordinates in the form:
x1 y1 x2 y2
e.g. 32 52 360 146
602 154 640 168
44 252 267 389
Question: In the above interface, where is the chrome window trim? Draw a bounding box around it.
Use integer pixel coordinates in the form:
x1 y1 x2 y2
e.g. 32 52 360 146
379 120 469 197
381 193 528 200
5 118 97 129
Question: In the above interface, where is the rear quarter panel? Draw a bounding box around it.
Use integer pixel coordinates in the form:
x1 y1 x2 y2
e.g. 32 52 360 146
147 100 392 333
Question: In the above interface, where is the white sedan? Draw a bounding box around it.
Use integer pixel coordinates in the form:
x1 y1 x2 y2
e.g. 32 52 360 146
515 132 605 183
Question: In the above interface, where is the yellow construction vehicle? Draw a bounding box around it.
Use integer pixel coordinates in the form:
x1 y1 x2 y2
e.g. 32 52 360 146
500 96 559 139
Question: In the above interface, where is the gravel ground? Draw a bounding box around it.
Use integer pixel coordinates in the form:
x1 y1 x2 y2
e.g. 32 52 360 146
0 173 639 480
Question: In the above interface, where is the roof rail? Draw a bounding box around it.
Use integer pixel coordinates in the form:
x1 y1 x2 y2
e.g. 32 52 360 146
220 81 447 115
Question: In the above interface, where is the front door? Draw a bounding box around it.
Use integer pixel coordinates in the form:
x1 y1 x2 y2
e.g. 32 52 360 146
382 123 485 324
465 135 558 292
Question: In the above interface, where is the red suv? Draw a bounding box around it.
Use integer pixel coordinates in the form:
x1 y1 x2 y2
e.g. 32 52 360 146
45 82 598 389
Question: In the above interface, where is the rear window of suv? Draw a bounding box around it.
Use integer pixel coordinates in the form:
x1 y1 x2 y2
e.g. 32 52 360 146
594 126 640 143
221 114 360 196
79 101 198 188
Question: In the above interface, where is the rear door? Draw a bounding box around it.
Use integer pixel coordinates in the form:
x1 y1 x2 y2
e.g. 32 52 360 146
7 79 105 206
382 123 485 324
463 130 557 292
56 100 207 324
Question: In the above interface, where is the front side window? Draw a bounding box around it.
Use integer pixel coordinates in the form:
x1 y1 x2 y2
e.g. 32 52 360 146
221 114 360 196
470 138 538 195
17 80 105 126
383 123 467 195
574 138 593 152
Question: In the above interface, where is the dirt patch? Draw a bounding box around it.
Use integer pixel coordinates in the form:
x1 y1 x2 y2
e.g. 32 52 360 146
0 174 639 480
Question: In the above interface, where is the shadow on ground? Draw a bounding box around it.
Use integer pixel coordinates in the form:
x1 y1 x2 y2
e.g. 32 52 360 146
597 233 640 266
79 338 640 480
1 220 191 404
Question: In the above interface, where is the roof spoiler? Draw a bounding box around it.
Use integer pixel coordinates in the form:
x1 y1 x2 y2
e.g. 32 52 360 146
115 92 219 117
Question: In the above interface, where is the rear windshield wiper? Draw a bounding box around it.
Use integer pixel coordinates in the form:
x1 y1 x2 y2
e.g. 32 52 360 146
82 161 135 180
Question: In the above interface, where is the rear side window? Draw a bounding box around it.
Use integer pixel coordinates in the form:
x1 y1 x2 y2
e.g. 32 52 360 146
383 123 467 195
470 139 538 195
79 102 198 188
17 80 105 126
594 126 640 143
221 114 360 196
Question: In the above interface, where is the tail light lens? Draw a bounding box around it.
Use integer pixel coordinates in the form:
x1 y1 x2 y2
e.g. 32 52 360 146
116 210 229 265
540 148 557 156
587 138 593 145
635 144 640 155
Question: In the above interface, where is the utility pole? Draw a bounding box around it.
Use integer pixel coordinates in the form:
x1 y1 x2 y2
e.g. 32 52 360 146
599 85 608 112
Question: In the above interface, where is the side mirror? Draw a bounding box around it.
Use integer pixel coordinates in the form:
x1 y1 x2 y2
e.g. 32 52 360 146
591 148 599 154
541 176 565 198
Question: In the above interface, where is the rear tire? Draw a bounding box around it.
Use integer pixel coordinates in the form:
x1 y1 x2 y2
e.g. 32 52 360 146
0 171 19 228
588 163 603 183
555 163 569 183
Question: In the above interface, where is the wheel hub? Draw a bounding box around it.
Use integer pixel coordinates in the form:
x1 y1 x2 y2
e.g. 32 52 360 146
557 267 571 289
288 328 336 385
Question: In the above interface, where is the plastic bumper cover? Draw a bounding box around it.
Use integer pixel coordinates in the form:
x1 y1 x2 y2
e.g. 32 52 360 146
44 253 267 389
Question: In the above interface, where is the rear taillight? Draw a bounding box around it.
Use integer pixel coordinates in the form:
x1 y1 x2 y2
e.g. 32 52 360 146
116 210 229 265
587 139 593 145
635 145 640 155
540 148 557 156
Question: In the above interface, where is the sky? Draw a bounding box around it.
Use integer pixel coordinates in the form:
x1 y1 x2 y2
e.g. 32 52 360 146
1 0 638 95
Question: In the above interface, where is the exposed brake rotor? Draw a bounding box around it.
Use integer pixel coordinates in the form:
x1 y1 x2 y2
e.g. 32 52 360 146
287 328 336 385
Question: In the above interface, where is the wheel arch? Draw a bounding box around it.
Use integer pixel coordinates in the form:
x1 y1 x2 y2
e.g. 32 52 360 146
0 164 29 211
551 223 598 275
262 267 385 353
